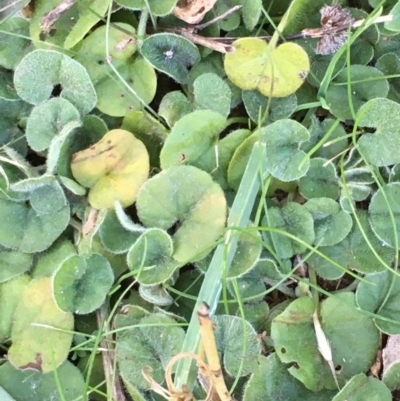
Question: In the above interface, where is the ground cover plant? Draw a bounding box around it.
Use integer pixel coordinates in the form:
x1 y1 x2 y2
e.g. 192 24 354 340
2 0 400 400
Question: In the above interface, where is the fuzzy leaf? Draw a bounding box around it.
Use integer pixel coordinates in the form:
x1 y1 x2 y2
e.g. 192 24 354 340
141 33 201 85
53 253 114 314
14 50 97 115
8 277 74 372
224 39 309 98
71 129 150 209
136 165 227 262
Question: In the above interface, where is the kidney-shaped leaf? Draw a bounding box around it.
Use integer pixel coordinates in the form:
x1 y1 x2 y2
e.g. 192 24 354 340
326 66 389 121
356 270 400 334
193 73 232 117
127 228 179 285
160 110 226 170
369 183 400 248
26 98 81 152
262 202 315 259
116 313 185 390
0 360 85 401
332 373 391 401
271 293 380 391
141 33 201 85
224 39 310 98
243 354 336 401
0 274 30 342
299 158 339 200
71 129 150 209
0 177 70 253
358 98 400 166
8 277 74 372
214 314 261 377
53 253 114 314
261 119 310 181
136 165 227 262
304 197 352 246
14 50 97 115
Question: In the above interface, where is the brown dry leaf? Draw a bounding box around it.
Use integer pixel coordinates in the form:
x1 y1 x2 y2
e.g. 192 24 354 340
383 335 400 375
172 0 218 24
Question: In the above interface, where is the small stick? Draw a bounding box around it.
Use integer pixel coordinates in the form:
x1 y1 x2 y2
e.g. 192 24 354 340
40 0 76 34
193 5 242 31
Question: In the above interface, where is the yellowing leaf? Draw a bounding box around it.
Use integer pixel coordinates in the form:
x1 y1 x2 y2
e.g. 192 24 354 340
224 38 310 98
8 277 74 373
71 129 149 209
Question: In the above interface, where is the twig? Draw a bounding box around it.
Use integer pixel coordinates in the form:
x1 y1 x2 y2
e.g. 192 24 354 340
40 0 76 33
193 5 242 31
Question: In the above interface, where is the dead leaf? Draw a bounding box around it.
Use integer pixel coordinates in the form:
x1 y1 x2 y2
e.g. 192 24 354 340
172 0 218 25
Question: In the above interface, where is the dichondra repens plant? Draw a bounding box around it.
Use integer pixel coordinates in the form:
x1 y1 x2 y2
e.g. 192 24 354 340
1 1 400 401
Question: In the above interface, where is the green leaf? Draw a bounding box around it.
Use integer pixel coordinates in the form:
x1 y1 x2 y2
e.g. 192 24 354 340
122 110 168 168
369 183 400 248
56 114 107 179
243 354 336 401
299 158 339 200
199 224 262 279
271 296 335 391
116 313 185 390
304 198 352 246
115 0 177 15
242 90 297 126
0 98 32 147
358 98 400 166
332 374 391 401
271 293 380 391
0 17 33 70
321 293 380 386
214 314 262 376
75 23 155 116
302 117 348 161
193 73 232 118
32 239 76 279
0 274 30 342
14 50 97 115
136 165 227 262
160 110 226 170
139 284 174 306
0 361 85 401
262 119 310 181
356 270 400 334
158 90 193 128
53 253 114 314
385 1 400 32
376 53 400 103
0 248 32 283
127 228 179 285
141 33 201 85
326 66 389 121
224 39 310 98
26 98 81 152
99 209 141 254
0 177 70 253
239 0 262 31
308 211 395 279
8 277 74 372
63 0 113 49
71 129 150 209
262 202 315 259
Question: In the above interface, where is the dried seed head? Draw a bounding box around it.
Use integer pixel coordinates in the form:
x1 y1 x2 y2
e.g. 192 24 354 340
320 4 354 30
315 4 355 55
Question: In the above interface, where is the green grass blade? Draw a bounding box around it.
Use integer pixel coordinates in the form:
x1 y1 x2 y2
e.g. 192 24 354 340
174 141 267 390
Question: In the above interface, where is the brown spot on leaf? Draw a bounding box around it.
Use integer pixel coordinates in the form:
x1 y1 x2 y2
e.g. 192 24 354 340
19 353 43 372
